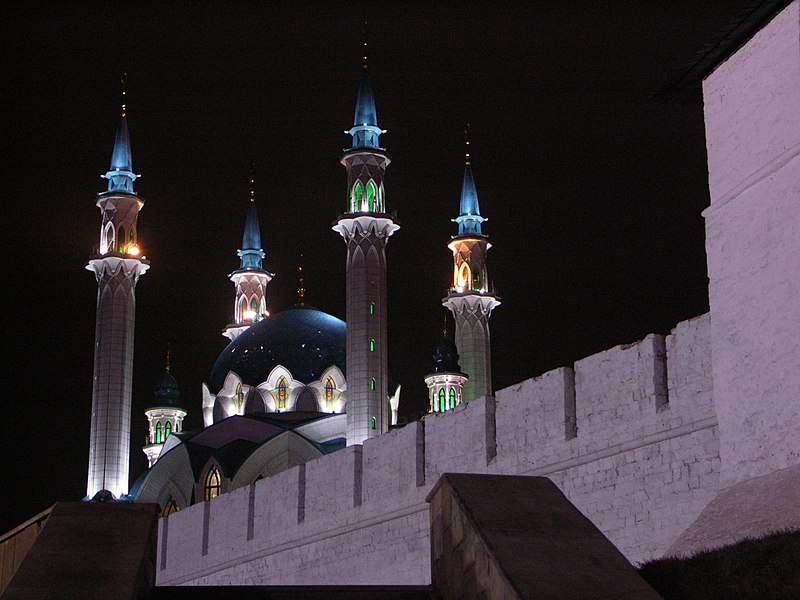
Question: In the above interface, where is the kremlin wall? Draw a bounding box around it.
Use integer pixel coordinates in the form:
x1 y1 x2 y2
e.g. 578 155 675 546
156 2 800 586
156 313 718 585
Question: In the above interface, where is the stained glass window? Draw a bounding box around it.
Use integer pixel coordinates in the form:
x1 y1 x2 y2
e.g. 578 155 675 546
439 389 446 412
325 377 335 407
449 388 456 409
366 180 376 212
155 422 162 444
277 377 287 409
204 466 221 501
162 496 180 517
165 421 172 439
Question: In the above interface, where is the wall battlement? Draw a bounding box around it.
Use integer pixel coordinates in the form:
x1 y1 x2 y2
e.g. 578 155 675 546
157 313 720 586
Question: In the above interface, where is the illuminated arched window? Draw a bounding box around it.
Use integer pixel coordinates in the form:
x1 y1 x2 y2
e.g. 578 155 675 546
155 422 162 444
369 339 375 352
324 377 335 408
162 496 180 517
240 297 248 322
117 226 125 252
439 388 446 412
457 262 472 291
129 227 135 244
370 377 376 391
366 180 376 212
204 466 221 501
371 416 376 430
277 377 287 409
353 181 364 212
369 302 375 315
449 388 456 409
165 421 172 440
260 297 266 316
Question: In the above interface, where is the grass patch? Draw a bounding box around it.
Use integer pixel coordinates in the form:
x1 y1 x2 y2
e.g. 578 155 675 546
638 529 800 599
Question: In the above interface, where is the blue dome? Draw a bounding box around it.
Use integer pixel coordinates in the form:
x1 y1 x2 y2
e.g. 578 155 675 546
209 308 346 394
146 369 183 409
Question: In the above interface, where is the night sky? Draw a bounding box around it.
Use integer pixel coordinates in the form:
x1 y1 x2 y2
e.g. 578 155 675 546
3 2 756 532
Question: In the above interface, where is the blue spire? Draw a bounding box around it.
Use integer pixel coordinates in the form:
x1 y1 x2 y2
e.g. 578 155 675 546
103 115 138 194
237 200 266 271
454 162 486 237
347 67 382 149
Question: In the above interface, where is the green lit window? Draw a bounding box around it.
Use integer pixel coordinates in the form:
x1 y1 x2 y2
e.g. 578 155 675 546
369 302 375 315
129 227 135 243
165 421 172 439
353 181 364 212
366 180 376 212
449 388 456 409
369 339 375 352
162 496 180 517
371 416 376 430
439 389 446 412
204 466 221 501
155 422 162 444
240 297 248 321
250 297 258 313
370 377 376 391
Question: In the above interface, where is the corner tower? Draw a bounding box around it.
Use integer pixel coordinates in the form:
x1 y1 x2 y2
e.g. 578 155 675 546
85 87 150 499
442 142 500 402
332 53 399 445
224 185 273 341
142 353 186 467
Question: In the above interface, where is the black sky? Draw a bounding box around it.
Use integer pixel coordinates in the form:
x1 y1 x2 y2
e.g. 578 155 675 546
2 1 757 532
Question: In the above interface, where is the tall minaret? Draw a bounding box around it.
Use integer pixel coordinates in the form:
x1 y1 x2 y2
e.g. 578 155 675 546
442 136 500 402
333 41 399 446
223 179 273 341
85 81 150 499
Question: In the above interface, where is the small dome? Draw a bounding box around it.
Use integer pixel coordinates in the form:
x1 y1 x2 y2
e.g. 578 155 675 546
147 370 182 409
430 337 464 374
209 308 346 394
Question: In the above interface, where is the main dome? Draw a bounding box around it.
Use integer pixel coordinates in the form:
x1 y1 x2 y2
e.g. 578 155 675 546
209 308 346 394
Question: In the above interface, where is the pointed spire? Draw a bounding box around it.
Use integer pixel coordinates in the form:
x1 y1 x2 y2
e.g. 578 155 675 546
347 23 382 150
237 167 266 271
454 125 486 237
103 73 138 194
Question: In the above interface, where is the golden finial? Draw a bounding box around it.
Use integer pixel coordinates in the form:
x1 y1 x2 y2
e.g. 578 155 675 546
464 123 471 166
249 160 255 203
362 21 369 69
120 72 128 118
296 253 306 307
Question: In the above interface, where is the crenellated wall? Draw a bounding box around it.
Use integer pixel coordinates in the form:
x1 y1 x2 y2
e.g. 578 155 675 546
157 313 721 585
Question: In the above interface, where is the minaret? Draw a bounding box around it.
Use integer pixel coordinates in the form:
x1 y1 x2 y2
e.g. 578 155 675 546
143 352 187 467
223 178 273 341
332 40 399 446
442 135 500 402
425 332 469 414
85 81 150 499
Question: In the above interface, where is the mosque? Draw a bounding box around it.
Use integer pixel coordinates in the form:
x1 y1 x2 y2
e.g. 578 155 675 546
85 58 499 513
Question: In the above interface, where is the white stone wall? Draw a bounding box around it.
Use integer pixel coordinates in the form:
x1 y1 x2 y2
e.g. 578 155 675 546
703 0 800 486
157 314 721 584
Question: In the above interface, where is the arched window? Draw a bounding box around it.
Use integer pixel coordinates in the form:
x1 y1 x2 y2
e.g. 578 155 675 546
162 495 180 517
236 383 244 411
204 466 221 501
369 339 375 352
457 263 472 291
353 181 364 212
324 377 335 407
366 180 377 212
250 297 258 313
240 297 248 322
369 302 375 315
449 388 456 409
439 388 446 412
371 416 376 430
155 422 162 444
165 421 172 440
260 297 266 316
129 227 135 244
117 226 125 252
277 377 287 409
370 377 376 391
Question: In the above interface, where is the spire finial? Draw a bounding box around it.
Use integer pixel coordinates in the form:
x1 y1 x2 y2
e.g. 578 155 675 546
120 72 128 118
362 21 369 70
165 344 171 374
249 160 255 204
296 253 306 307
464 123 471 166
